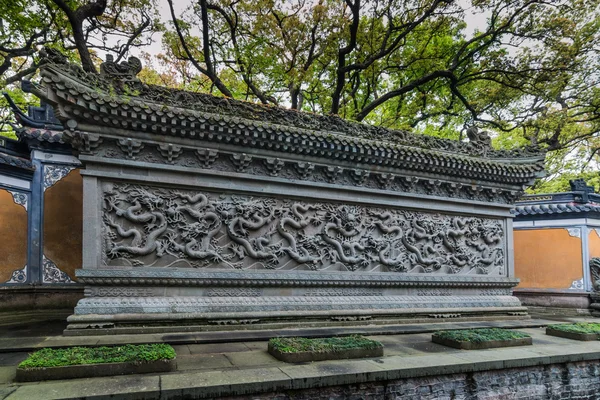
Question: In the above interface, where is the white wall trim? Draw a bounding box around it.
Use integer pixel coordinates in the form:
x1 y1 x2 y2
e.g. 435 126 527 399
0 175 31 190
32 150 80 165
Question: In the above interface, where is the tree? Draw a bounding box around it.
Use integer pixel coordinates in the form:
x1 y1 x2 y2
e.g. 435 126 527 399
0 0 159 137
1 0 599 191
159 0 600 190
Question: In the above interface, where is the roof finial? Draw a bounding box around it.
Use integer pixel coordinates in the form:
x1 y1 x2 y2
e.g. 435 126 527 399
100 54 142 81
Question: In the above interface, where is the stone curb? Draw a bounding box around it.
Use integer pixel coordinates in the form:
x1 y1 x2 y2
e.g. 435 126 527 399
545 327 599 341
431 335 533 350
15 359 176 382
267 342 384 363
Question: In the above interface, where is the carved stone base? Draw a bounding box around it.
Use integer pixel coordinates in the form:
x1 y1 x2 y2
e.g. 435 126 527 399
65 268 526 334
589 293 600 317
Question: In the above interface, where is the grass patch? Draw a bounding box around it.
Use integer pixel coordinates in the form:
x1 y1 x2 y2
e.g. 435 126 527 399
269 335 382 354
433 328 531 343
18 344 176 369
548 323 600 336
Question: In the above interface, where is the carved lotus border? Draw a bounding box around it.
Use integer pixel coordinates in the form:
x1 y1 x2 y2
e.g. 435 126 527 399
73 295 522 315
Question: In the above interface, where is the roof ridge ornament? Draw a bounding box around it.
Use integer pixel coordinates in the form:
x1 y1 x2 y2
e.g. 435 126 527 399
100 54 142 82
39 47 69 65
466 125 492 156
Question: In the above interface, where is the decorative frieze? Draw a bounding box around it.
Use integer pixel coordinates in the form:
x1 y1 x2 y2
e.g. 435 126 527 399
6 265 27 284
116 138 144 159
87 287 156 297
416 289 452 297
205 288 262 297
75 268 521 288
566 228 581 238
43 165 75 190
568 278 584 290
8 190 27 210
84 138 525 204
479 288 511 296
303 288 383 297
73 294 522 315
42 255 74 283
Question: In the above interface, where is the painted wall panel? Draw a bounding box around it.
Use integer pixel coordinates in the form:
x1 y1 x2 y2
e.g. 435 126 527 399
43 169 83 280
0 189 28 282
590 229 600 259
514 228 583 289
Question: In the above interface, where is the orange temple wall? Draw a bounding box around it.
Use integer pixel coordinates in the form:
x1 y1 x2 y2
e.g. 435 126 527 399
514 228 584 290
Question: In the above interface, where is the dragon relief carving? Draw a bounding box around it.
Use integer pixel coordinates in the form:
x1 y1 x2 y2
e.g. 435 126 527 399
102 183 505 274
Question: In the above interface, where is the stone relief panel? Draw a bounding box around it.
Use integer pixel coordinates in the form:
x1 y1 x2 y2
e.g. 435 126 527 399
102 183 506 275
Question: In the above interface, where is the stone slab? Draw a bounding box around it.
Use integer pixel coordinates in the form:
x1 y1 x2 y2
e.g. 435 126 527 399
0 367 15 385
160 368 292 400
187 342 249 355
171 345 190 355
5 375 160 400
223 351 279 368
175 354 233 371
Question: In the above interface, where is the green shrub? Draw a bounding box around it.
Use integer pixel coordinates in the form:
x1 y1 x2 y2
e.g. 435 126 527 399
19 344 176 369
269 335 382 354
548 323 600 336
433 328 530 343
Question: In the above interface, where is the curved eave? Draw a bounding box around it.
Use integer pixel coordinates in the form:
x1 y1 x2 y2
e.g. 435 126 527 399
34 67 545 186
16 127 65 144
513 203 600 217
0 151 34 171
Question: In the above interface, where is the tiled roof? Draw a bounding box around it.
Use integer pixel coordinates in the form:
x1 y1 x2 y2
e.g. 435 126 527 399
513 202 600 216
16 127 64 144
0 151 34 171
25 52 546 189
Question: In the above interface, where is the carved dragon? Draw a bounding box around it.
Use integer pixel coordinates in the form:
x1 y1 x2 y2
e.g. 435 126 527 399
102 184 506 275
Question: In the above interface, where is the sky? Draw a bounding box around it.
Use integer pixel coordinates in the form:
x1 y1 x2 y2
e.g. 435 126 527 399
120 0 491 66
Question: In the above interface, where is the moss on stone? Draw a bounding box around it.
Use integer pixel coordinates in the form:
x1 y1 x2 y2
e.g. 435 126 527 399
433 328 530 343
19 344 176 369
269 335 382 354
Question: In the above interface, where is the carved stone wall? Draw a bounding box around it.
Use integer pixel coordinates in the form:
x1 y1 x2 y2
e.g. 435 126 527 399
102 182 505 275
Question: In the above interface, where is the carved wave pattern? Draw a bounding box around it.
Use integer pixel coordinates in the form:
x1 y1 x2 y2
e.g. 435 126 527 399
102 183 505 275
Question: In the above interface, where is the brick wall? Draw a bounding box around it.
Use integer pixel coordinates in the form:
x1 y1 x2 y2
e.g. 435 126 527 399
221 361 600 400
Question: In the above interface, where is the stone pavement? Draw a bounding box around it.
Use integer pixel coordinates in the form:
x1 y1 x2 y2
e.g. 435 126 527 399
0 317 569 353
0 317 598 399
